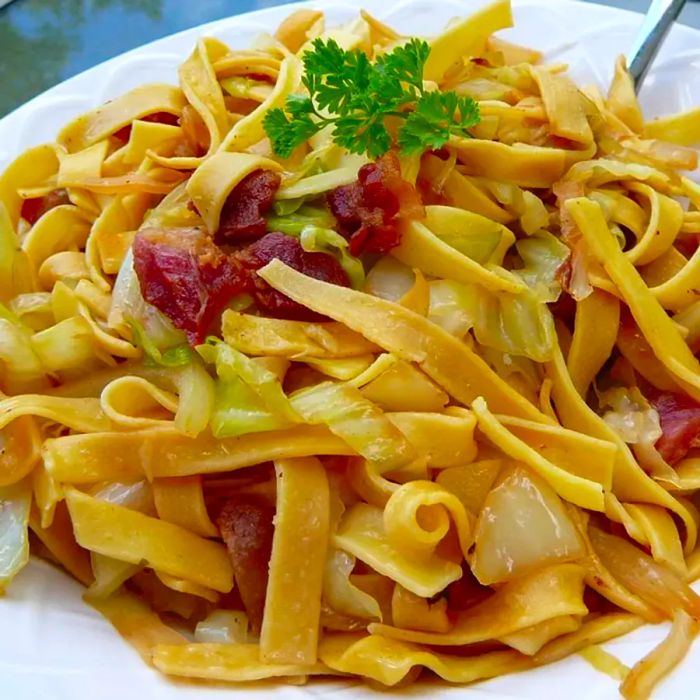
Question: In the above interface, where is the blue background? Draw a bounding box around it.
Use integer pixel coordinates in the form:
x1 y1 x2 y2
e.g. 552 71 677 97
0 0 699 117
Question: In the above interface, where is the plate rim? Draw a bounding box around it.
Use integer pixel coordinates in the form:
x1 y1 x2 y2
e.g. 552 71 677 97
1 1 699 698
2 0 700 136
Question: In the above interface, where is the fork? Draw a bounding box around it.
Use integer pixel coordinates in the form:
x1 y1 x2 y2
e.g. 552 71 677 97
627 0 688 91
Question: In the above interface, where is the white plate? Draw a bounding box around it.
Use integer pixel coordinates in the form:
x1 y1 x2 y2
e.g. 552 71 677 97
1 1 699 698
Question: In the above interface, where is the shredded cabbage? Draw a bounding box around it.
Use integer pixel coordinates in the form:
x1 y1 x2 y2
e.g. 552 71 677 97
267 204 336 234
109 250 186 349
299 225 365 288
599 386 663 444
514 231 570 303
200 339 298 423
0 480 32 593
195 610 249 644
209 377 292 438
427 279 556 361
423 205 512 265
0 312 46 393
128 318 195 368
290 381 417 472
198 340 296 438
365 257 416 302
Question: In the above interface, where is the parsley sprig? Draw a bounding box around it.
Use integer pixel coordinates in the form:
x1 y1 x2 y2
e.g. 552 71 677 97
263 38 480 159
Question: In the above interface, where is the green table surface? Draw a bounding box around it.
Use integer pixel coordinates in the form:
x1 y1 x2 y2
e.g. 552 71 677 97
1 0 699 118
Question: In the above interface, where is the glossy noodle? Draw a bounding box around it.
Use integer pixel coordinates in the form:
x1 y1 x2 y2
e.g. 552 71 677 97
0 3 699 699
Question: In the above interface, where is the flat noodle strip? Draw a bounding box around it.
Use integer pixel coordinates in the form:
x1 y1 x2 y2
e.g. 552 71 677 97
0 394 113 433
33 463 64 529
65 488 233 592
219 55 303 152
187 152 281 232
389 410 477 468
607 56 644 133
391 585 451 634
319 633 532 686
151 39 230 171
534 613 643 665
567 289 620 396
334 502 463 597
644 107 700 146
625 184 683 267
155 571 220 603
421 155 514 223
424 0 513 82
222 311 381 359
495 413 616 489
566 198 700 402
616 320 681 392
370 564 587 645
260 458 329 664
625 504 686 577
0 415 41 487
153 643 331 681
153 476 219 538
651 246 700 312
0 144 60 225
90 591 187 663
56 141 109 188
393 219 525 293
57 85 186 152
547 346 697 552
44 411 473 483
472 398 605 510
499 615 582 656
451 138 593 188
22 205 92 269
100 376 178 430
257 260 549 421
383 480 475 560
531 67 593 143
29 502 94 585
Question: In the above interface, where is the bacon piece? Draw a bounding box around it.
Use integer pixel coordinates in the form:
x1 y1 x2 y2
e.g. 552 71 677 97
112 111 180 143
650 391 700 465
327 151 424 256
217 499 275 634
133 227 245 344
21 188 71 225
216 170 281 244
236 232 350 320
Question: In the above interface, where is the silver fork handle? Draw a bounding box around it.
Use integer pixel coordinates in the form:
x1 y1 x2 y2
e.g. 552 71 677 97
627 0 687 92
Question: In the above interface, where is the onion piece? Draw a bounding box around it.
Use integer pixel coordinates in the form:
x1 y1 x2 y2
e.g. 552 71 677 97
84 480 154 599
620 609 697 700
0 480 31 593
195 610 249 644
365 257 416 302
471 465 585 585
588 527 700 620
323 549 382 621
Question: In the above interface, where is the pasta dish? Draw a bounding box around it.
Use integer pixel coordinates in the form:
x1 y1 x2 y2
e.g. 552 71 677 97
2 1 700 697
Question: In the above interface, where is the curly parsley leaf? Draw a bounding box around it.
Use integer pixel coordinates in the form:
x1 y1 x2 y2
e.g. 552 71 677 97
398 91 481 155
263 38 480 160
374 38 431 95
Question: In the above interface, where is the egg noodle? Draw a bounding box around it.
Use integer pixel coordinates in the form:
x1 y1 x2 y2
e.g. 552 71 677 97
1 1 700 697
